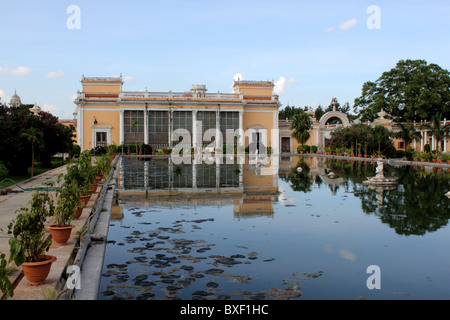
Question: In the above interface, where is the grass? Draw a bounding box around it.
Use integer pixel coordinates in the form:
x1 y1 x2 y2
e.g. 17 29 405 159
0 157 69 188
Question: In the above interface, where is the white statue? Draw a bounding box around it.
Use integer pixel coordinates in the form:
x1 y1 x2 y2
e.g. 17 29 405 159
375 159 384 178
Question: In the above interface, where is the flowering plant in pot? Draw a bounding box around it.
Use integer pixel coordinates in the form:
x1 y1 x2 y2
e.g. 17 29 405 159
8 190 56 285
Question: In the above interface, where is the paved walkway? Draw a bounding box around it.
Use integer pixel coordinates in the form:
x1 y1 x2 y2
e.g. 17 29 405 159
0 164 102 300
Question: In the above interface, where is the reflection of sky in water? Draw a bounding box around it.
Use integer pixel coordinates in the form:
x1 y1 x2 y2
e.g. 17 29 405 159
99 158 450 300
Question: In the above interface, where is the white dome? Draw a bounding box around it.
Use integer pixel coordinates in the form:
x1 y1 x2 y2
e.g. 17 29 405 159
9 90 21 107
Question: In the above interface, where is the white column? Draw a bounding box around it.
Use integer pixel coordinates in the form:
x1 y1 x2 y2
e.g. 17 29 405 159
77 106 84 150
168 109 173 148
120 109 124 145
144 106 149 144
216 108 221 152
239 110 244 149
444 119 447 152
420 130 424 151
192 110 198 153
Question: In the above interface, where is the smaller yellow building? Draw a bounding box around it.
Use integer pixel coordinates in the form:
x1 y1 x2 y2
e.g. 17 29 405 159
279 108 449 154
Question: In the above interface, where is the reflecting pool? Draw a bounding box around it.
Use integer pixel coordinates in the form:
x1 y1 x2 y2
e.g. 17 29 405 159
98 156 450 300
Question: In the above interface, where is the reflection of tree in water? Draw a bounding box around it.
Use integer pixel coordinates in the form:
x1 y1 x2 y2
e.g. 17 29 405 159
279 158 313 193
324 161 450 236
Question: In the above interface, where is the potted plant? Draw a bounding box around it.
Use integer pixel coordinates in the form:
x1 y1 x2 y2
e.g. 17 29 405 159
47 179 78 245
65 152 95 207
8 191 56 285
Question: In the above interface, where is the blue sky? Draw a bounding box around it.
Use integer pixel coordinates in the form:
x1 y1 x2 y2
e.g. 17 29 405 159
0 0 449 119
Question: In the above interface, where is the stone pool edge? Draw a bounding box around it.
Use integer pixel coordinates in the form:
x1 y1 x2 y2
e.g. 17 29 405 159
61 156 119 300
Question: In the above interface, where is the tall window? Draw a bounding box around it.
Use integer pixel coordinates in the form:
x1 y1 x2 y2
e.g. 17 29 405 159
198 111 216 145
220 111 239 146
148 111 169 133
124 110 144 133
124 110 144 144
173 111 192 132
148 110 169 146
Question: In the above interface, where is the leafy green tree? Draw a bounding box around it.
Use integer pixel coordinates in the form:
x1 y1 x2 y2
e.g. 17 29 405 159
328 124 394 156
354 59 450 122
0 104 75 175
314 105 325 120
291 112 312 146
279 105 309 120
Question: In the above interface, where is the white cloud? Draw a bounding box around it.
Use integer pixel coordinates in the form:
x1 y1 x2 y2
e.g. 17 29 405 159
0 89 10 104
123 75 135 82
0 66 31 76
230 73 244 91
274 76 287 95
46 70 65 78
288 77 299 84
339 18 357 30
324 26 335 32
113 74 135 82
233 73 244 82
41 103 60 114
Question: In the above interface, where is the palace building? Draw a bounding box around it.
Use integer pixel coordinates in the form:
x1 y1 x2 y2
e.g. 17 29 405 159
74 75 281 153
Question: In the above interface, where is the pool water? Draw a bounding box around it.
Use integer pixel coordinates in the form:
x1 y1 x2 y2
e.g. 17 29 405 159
98 156 450 300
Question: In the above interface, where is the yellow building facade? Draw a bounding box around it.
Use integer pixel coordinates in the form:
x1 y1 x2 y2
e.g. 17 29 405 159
279 108 449 154
74 76 281 153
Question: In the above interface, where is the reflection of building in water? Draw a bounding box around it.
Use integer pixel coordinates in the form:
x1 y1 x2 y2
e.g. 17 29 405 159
278 155 345 194
116 157 279 219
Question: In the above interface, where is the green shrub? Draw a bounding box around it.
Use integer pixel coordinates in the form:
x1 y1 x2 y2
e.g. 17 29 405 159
69 144 81 158
311 145 318 153
141 144 152 155
297 145 310 153
394 150 405 158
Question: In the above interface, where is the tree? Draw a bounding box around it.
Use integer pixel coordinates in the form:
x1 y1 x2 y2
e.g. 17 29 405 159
279 105 309 120
314 105 325 120
328 124 395 157
354 59 450 122
420 113 450 151
21 128 43 178
0 104 75 175
291 112 312 146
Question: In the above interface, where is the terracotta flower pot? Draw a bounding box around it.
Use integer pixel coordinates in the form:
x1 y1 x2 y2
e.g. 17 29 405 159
80 194 90 206
74 206 83 219
48 224 75 245
22 255 57 286
90 182 98 194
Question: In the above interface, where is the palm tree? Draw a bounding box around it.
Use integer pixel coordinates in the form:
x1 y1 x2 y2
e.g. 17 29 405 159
291 112 312 146
392 122 422 150
21 127 43 177
420 113 450 151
